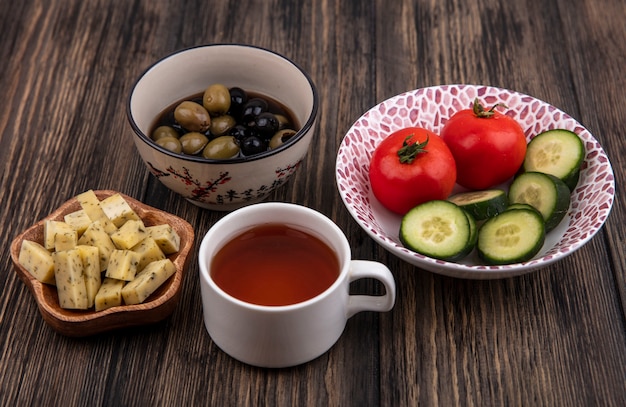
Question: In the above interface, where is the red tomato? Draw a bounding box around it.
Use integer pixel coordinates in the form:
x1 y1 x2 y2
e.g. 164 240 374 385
440 99 527 190
369 127 457 215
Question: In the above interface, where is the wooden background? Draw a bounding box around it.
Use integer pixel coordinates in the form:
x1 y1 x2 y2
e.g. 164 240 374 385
1 0 624 405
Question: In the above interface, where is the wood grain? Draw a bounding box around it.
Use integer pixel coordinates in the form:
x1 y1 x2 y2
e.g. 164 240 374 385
0 0 624 405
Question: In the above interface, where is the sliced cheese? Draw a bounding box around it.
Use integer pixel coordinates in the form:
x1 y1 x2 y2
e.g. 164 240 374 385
45 220 78 251
43 220 76 251
18 240 56 285
76 190 117 234
55 230 78 252
25 190 184 313
100 193 141 228
77 220 116 272
63 209 92 236
146 224 181 254
121 259 176 305
53 249 89 310
106 249 140 281
76 245 101 308
94 277 125 311
132 237 166 271
43 220 60 250
110 219 147 250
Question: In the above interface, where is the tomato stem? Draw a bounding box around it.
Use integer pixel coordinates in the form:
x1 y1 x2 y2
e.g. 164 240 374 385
397 135 428 164
472 98 508 118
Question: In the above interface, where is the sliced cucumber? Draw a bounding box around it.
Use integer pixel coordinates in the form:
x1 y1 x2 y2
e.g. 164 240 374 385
508 172 570 232
400 200 473 261
448 189 508 220
523 129 584 190
464 209 478 250
506 203 540 213
477 207 545 265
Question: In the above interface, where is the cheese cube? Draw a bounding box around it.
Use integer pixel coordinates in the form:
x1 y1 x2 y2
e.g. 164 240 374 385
55 230 78 252
43 220 75 251
53 249 89 310
121 259 176 305
76 190 117 234
64 209 92 236
146 224 180 254
18 240 56 285
106 250 140 281
43 220 60 250
94 277 125 311
77 220 116 272
132 237 166 271
110 219 147 250
76 245 101 308
100 193 140 228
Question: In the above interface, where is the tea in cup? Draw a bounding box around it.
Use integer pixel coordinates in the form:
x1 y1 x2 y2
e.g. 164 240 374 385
198 202 396 368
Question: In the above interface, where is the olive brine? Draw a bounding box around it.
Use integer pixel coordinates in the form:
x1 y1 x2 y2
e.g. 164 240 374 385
150 84 300 159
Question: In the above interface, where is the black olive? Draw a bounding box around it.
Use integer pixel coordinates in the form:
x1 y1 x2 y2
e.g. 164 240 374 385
229 124 253 141
228 87 248 118
240 135 267 156
171 122 187 136
160 109 177 127
241 98 269 125
252 112 279 139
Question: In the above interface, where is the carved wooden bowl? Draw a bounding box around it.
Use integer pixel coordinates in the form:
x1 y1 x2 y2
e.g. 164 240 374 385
10 190 194 337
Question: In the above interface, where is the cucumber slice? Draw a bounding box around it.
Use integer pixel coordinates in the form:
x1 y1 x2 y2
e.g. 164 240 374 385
506 203 540 213
448 189 508 220
523 129 584 190
465 209 478 249
400 200 473 261
508 172 570 232
477 207 545 265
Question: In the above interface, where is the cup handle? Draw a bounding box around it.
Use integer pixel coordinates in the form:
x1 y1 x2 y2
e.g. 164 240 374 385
346 260 396 318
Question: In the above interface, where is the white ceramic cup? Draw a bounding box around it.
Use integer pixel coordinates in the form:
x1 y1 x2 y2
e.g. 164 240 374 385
198 202 396 368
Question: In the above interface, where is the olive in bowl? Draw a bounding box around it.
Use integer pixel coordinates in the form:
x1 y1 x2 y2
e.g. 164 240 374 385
127 44 318 211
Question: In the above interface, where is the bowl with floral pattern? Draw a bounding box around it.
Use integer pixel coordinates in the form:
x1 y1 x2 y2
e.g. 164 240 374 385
128 44 318 211
336 84 615 279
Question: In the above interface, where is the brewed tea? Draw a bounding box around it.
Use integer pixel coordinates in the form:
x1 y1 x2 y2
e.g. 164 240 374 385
211 223 340 306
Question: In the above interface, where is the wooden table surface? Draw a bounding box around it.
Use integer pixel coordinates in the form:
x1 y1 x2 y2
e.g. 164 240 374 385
1 0 624 405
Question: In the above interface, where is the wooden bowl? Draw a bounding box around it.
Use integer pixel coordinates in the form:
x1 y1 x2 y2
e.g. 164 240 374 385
9 190 194 337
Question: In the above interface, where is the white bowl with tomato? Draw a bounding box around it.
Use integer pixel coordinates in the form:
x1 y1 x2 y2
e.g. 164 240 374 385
336 84 615 279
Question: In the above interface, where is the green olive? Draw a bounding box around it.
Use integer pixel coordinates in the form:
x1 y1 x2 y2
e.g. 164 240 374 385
155 136 182 153
151 125 179 141
203 84 231 116
179 132 209 155
210 115 236 137
269 129 297 149
202 136 240 159
274 114 291 130
174 101 211 132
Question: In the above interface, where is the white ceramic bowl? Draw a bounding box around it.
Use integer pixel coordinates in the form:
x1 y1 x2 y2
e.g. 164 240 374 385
336 84 615 279
127 44 318 211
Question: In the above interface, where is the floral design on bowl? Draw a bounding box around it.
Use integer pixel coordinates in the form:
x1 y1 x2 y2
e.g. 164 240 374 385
147 161 300 205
